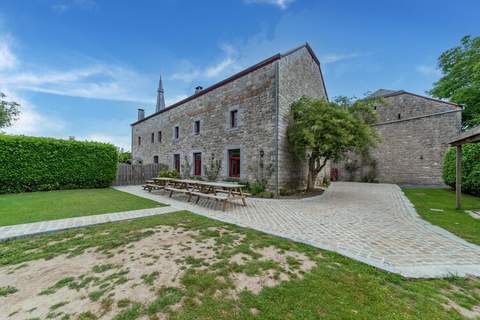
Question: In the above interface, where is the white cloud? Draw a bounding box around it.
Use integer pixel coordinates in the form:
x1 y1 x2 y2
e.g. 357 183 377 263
79 133 131 151
3 91 66 136
171 44 240 83
319 53 360 64
416 65 442 77
244 0 294 9
0 61 155 103
0 35 17 70
52 0 97 14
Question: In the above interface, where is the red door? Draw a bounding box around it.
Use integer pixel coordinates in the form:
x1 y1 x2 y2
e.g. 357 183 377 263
174 154 180 173
194 153 201 176
228 149 240 178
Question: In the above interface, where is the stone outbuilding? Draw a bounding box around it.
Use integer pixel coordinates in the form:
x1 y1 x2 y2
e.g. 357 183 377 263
334 90 462 185
131 43 328 193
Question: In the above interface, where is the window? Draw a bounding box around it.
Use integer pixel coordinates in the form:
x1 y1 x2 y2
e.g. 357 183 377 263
397 113 401 120
194 120 200 135
151 132 155 143
228 149 240 178
158 131 162 143
174 154 180 173
138 136 141 146
174 126 179 139
230 109 238 128
153 155 159 164
193 153 202 176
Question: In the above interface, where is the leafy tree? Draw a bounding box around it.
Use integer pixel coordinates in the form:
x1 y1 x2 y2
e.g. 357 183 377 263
287 96 379 191
118 151 131 164
0 92 20 129
429 35 480 127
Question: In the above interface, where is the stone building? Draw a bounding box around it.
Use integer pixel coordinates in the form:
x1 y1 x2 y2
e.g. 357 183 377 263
335 90 462 185
131 43 328 193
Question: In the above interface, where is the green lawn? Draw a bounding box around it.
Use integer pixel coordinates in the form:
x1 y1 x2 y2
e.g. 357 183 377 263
1 211 479 319
403 188 480 245
0 188 165 226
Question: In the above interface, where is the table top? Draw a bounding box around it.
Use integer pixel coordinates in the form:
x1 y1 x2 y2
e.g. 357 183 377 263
152 177 245 189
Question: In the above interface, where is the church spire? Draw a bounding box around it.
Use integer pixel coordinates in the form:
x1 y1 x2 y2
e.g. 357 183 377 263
155 75 165 112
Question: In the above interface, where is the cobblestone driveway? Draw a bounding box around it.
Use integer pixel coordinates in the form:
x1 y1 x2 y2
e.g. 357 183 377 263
116 182 480 278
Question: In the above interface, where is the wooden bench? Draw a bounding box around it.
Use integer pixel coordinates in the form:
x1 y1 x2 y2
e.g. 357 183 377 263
190 191 229 211
165 186 192 198
214 189 252 197
143 184 164 192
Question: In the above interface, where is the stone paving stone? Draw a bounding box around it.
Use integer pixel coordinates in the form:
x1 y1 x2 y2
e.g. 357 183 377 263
1 182 480 279
0 206 179 241
115 182 480 279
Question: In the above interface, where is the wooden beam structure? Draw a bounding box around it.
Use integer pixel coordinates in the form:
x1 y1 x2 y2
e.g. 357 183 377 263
456 145 462 209
449 125 480 209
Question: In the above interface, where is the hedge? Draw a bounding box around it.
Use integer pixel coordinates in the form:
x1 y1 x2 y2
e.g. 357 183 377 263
0 135 118 194
443 144 480 196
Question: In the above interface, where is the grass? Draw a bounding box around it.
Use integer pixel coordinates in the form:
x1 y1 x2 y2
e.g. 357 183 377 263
0 187 165 226
403 188 480 245
0 285 18 297
1 211 480 319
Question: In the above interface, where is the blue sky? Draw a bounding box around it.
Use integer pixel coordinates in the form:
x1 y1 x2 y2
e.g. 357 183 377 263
0 0 478 150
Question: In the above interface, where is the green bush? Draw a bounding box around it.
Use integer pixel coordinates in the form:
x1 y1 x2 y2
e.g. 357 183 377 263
158 169 180 179
443 144 480 196
250 181 266 196
0 135 118 194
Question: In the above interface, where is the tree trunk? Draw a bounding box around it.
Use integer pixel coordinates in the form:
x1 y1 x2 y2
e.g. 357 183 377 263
306 156 328 192
306 157 317 191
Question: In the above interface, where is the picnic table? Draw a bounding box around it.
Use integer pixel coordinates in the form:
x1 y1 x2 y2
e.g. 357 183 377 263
147 177 248 211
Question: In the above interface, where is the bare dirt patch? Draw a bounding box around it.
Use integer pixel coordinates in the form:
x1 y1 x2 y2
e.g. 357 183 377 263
0 225 318 319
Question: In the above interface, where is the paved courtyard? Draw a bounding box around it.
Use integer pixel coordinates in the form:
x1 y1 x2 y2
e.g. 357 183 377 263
115 182 480 279
1 182 479 278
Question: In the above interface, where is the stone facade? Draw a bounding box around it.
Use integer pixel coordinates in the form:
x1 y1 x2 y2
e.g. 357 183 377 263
277 47 328 190
335 91 462 185
131 44 327 193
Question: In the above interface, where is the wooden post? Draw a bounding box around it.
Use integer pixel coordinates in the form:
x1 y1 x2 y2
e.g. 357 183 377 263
456 145 462 209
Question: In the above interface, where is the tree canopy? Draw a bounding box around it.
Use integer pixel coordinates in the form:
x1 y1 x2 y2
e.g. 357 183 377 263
287 96 379 190
429 35 480 127
0 93 20 129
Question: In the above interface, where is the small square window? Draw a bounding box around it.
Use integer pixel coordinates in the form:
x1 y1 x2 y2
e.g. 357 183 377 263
194 120 200 135
153 155 159 164
397 113 401 120
174 126 179 139
230 110 238 128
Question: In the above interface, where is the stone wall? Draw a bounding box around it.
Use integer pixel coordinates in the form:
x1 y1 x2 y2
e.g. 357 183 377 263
277 47 328 190
131 62 277 187
375 93 458 123
335 94 462 185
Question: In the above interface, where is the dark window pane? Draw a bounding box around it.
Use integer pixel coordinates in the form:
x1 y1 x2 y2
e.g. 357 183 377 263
175 126 179 139
194 121 200 134
230 110 238 128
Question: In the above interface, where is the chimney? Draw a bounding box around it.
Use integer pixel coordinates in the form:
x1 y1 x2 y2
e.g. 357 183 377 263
138 108 145 121
195 86 203 94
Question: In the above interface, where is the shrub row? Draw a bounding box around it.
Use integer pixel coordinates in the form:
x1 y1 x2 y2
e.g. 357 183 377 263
443 144 480 196
0 135 118 193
